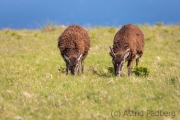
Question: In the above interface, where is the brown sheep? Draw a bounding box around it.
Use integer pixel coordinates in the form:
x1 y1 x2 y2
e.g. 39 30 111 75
58 24 90 75
109 24 144 76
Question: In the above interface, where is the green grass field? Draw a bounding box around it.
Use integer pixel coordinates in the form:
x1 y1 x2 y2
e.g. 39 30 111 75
0 24 180 120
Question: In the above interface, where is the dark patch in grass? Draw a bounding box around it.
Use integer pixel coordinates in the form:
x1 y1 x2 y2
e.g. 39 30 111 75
169 76 180 85
132 66 150 77
58 67 66 74
108 67 114 75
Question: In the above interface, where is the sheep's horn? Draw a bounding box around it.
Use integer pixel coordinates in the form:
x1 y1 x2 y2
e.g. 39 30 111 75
64 55 70 62
109 46 116 58
123 48 130 59
77 54 83 61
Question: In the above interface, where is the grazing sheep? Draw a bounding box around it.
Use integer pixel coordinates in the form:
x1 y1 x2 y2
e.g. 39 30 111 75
109 24 144 76
58 24 90 75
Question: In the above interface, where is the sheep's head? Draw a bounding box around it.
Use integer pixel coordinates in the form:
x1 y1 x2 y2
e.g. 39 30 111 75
109 46 130 77
64 54 82 75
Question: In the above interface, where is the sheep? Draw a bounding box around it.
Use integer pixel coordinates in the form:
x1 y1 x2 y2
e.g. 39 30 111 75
109 24 144 76
58 24 90 75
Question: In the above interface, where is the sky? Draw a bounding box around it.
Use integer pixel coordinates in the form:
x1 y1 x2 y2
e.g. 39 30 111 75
0 0 180 29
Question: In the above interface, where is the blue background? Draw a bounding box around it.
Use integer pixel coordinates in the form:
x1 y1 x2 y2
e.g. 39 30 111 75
0 0 180 29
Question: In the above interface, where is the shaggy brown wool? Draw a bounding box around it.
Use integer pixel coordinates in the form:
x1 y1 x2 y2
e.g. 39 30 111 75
110 24 144 76
58 24 90 75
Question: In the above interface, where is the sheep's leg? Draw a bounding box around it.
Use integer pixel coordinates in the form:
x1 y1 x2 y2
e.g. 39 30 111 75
136 58 139 66
78 61 81 75
127 60 133 76
81 60 84 74
66 63 68 75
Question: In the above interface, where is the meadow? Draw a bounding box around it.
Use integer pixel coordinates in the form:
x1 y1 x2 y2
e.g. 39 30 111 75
0 24 180 120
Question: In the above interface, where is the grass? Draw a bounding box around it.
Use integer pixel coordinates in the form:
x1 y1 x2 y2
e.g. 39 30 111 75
0 24 180 120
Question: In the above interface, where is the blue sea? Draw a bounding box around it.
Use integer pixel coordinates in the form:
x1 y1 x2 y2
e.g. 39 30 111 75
0 0 180 29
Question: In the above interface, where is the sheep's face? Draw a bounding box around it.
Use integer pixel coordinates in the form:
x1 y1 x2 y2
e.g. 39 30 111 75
112 55 123 76
112 54 126 76
110 47 130 77
64 54 82 75
68 57 79 75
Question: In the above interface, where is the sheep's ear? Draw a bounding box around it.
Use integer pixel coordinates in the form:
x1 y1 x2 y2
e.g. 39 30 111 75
109 46 116 58
76 54 82 61
64 55 70 62
123 48 130 59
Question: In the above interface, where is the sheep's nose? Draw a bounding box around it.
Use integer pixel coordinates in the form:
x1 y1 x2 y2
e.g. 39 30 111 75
116 74 120 77
115 72 120 77
70 70 74 75
71 71 75 75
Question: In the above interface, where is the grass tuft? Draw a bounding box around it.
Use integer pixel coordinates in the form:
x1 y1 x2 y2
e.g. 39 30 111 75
132 66 150 77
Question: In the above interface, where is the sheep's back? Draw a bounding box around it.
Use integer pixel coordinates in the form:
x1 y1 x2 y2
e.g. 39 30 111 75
113 24 144 54
58 25 90 55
